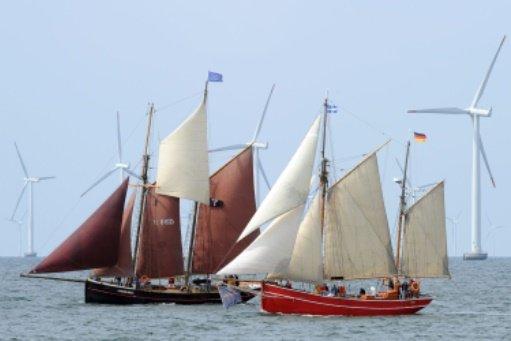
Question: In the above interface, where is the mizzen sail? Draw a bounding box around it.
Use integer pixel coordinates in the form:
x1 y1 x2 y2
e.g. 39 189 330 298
93 191 136 277
135 188 184 278
192 146 259 274
401 181 450 278
324 153 397 280
156 100 210 204
30 179 129 274
237 116 320 241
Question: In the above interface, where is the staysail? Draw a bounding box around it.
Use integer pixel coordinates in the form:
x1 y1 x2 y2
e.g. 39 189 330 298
401 181 450 278
237 116 320 240
30 179 129 274
135 187 184 278
192 146 259 274
156 99 210 204
324 152 397 280
93 191 136 277
217 205 305 276
286 194 323 282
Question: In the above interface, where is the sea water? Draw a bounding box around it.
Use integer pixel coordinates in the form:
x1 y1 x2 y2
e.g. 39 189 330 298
1 257 510 340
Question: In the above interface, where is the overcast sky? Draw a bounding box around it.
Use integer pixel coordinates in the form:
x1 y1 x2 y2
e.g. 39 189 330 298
1 1 511 257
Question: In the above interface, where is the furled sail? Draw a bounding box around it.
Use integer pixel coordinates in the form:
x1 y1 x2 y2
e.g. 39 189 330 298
237 116 320 241
30 179 129 274
93 191 136 277
401 181 450 278
286 194 323 282
217 205 305 276
156 99 210 204
135 187 184 278
324 153 397 280
192 146 259 274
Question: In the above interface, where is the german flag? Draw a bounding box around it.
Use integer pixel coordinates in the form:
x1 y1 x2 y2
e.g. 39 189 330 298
414 132 427 143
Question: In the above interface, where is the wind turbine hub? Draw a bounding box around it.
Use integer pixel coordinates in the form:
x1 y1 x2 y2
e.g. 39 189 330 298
252 142 268 149
466 107 492 117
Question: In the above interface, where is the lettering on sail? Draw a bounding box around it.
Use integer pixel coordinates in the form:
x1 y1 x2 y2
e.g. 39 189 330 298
152 218 176 227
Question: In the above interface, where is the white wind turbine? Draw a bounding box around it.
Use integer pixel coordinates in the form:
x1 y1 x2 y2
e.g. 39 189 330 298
209 84 275 205
81 111 140 197
407 36 506 260
11 143 55 257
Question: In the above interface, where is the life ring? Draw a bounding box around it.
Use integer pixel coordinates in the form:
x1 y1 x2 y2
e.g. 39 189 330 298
410 281 420 295
140 275 150 284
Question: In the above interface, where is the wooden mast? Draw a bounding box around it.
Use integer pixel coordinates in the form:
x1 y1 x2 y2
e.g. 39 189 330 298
395 140 411 275
319 96 329 231
132 103 155 275
184 81 209 289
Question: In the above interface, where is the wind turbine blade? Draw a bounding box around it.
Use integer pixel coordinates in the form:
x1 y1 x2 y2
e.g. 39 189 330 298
11 182 28 219
251 84 275 143
478 134 496 187
80 168 118 197
116 111 123 163
208 144 248 153
471 35 506 108
124 169 142 180
14 142 29 177
256 156 271 190
38 176 56 181
407 107 467 115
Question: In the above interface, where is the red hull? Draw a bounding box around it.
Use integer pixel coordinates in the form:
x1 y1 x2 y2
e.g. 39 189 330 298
261 282 432 316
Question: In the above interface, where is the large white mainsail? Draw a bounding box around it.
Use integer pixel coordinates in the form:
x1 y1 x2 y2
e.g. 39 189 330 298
156 99 210 204
401 181 450 278
285 193 323 282
217 204 305 275
324 151 397 280
237 116 321 241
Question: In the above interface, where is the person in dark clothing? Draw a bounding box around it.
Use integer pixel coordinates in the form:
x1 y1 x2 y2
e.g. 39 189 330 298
401 281 409 299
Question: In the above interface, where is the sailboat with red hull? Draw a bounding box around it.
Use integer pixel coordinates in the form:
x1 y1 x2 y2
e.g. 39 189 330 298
23 78 260 305
219 97 450 316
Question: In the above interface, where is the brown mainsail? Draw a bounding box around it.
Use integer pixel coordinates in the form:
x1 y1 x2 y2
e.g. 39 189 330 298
93 191 136 277
30 179 129 274
135 187 184 278
192 146 259 274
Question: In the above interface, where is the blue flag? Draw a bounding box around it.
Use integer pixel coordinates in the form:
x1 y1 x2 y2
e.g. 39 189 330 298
208 71 223 82
218 284 241 309
327 104 338 114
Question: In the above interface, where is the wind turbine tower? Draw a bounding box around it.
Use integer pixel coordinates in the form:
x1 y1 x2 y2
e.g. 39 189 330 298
11 143 55 257
407 36 505 260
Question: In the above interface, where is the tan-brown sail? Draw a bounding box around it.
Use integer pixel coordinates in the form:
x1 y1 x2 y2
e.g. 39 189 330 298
93 191 136 277
30 179 129 274
324 153 397 280
401 181 450 278
192 146 259 274
135 188 184 278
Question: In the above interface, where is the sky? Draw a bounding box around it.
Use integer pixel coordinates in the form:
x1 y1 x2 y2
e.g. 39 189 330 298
1 1 511 257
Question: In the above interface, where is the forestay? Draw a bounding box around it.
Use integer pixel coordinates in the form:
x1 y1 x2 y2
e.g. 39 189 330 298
324 153 397 280
217 205 305 276
156 99 210 204
401 181 450 278
237 116 320 240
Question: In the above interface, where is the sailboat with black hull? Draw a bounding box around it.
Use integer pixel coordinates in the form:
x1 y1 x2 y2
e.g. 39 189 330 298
218 97 450 316
23 77 259 305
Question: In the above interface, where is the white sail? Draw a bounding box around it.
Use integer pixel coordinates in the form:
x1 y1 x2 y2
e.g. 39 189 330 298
401 181 450 278
156 100 210 204
286 193 323 282
237 116 320 241
324 152 397 279
217 204 305 276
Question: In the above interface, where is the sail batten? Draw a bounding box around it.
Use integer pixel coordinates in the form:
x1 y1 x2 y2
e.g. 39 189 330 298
237 116 320 241
192 146 259 274
324 153 397 280
30 179 129 274
401 181 450 278
135 188 184 278
156 100 210 204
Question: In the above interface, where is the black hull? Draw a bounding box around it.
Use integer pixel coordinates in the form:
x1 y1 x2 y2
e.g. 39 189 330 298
85 279 255 305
